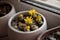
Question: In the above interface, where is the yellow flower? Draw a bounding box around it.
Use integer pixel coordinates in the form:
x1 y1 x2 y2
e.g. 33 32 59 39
26 26 30 31
36 15 42 22
25 16 33 24
29 9 37 16
19 14 23 17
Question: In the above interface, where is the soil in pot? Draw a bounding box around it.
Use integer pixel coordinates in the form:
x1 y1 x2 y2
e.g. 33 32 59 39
11 9 44 32
0 2 12 17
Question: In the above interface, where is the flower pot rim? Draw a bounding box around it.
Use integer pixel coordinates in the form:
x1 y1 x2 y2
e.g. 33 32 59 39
8 11 47 34
37 26 60 40
0 1 14 19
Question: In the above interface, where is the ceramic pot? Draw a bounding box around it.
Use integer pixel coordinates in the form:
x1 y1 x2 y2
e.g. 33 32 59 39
0 1 16 36
37 26 60 40
8 11 47 40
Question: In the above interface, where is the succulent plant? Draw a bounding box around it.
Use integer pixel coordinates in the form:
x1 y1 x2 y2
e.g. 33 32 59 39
36 15 42 23
12 22 18 29
31 25 38 30
19 14 24 21
24 16 33 25
12 9 43 32
24 26 30 32
29 9 37 16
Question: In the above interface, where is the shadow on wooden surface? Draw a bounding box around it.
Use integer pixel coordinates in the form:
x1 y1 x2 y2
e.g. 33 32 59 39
0 37 8 40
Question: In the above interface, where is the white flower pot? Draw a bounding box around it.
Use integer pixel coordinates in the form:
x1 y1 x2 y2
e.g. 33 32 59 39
8 11 47 40
0 1 16 36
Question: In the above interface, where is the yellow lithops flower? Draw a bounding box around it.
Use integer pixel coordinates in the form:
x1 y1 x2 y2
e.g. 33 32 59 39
25 16 33 24
26 26 30 31
36 15 42 22
19 14 23 17
29 9 37 16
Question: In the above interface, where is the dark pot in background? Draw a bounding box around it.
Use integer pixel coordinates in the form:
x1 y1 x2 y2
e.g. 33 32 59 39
0 1 16 36
37 26 60 40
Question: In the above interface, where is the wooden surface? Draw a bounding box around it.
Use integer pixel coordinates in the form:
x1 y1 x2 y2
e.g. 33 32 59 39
0 36 8 40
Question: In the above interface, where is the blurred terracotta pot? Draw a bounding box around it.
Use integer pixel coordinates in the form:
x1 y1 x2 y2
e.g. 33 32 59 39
37 26 60 40
0 1 16 36
8 11 47 40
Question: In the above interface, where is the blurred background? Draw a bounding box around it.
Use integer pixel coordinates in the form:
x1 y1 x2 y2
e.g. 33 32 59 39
0 0 60 40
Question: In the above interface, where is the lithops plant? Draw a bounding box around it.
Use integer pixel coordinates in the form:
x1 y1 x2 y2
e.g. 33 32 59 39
11 9 44 32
